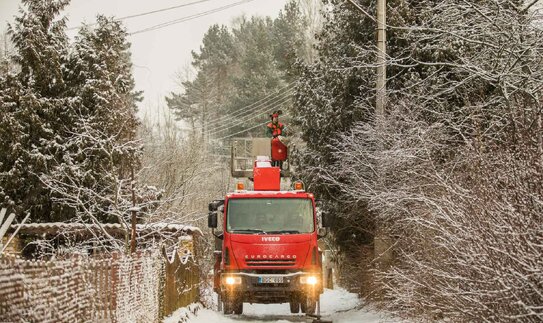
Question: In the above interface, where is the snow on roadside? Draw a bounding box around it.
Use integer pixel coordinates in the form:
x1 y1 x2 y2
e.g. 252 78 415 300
319 287 361 314
319 287 401 323
163 303 201 323
164 288 403 323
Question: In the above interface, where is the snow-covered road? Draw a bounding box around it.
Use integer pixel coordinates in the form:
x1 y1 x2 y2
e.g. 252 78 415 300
165 288 402 323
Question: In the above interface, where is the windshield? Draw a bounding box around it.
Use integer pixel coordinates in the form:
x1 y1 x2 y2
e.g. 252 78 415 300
227 198 314 234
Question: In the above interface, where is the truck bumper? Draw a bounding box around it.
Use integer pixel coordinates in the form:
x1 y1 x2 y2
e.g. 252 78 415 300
220 271 323 304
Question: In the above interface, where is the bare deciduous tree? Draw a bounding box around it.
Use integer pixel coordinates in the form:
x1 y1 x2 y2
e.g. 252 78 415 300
312 1 543 321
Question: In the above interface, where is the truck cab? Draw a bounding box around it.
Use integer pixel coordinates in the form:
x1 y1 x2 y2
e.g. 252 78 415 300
208 138 329 315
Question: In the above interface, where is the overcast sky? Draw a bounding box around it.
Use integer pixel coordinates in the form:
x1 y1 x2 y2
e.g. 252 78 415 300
0 0 289 122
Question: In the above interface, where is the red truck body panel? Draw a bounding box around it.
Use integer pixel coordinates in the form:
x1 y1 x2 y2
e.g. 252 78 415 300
222 191 320 272
252 167 281 191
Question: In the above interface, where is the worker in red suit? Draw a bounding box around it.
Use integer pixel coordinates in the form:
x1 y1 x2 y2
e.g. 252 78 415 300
266 110 285 138
267 110 287 168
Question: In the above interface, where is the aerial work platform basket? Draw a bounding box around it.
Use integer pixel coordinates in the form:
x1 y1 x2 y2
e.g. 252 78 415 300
231 138 290 178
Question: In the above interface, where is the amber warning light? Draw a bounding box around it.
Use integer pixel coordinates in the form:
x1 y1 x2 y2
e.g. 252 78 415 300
294 181 304 191
236 182 245 190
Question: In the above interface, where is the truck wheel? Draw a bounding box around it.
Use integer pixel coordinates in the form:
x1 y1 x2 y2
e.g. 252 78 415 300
289 299 300 313
301 296 316 315
223 299 234 314
222 301 231 314
233 302 243 315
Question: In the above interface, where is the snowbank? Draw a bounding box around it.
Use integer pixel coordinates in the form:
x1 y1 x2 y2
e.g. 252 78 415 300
163 303 201 323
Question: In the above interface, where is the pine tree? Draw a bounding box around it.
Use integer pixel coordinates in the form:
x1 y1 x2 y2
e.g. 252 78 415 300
167 1 308 140
167 24 236 138
0 0 72 221
44 15 142 223
0 1 142 224
272 1 307 74
166 73 216 136
227 15 286 135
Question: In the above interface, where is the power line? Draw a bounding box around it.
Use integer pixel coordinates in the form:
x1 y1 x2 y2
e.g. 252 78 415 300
130 0 255 35
214 122 267 140
207 95 292 136
213 114 291 140
108 0 218 22
67 0 218 31
205 82 295 127
205 87 295 129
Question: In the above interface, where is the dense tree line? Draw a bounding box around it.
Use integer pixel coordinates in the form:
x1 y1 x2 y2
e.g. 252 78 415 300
293 0 542 321
166 1 307 141
0 0 141 224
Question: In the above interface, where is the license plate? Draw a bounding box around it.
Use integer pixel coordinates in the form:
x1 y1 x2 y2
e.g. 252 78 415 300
258 276 283 284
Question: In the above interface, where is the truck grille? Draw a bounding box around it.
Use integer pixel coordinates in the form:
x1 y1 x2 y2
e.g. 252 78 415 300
246 259 296 267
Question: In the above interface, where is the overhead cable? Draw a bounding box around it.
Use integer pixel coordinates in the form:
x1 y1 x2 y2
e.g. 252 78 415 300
130 0 255 35
205 82 295 127
207 96 292 135
67 0 218 31
213 114 291 140
205 89 294 129
207 96 292 136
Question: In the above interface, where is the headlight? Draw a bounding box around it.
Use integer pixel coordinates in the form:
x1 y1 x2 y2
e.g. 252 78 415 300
224 276 242 285
300 275 319 285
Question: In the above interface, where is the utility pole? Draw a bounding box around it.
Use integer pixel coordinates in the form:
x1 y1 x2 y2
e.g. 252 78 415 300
346 0 387 116
374 0 393 270
376 0 386 119
347 0 392 270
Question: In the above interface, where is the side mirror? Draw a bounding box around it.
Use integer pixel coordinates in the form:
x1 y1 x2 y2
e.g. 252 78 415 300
208 211 218 228
209 199 225 212
321 212 330 228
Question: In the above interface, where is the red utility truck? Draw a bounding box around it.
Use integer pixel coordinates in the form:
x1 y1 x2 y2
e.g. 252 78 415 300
208 138 329 315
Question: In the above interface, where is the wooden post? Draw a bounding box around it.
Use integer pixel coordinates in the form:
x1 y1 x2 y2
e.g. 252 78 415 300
348 0 392 270
376 0 387 119
375 0 393 270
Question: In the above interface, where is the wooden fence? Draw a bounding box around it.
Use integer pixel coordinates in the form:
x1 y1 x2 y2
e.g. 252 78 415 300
162 252 200 317
88 258 115 321
0 249 200 322
0 256 93 322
